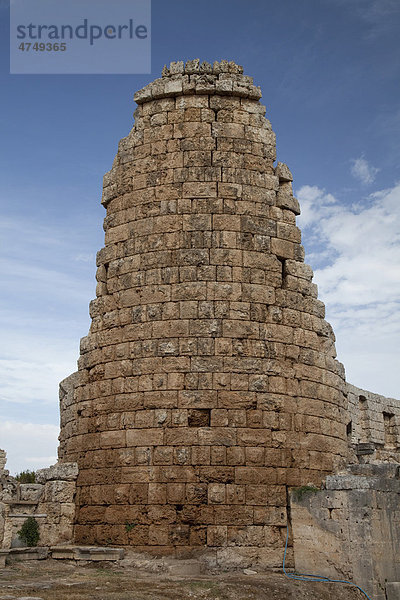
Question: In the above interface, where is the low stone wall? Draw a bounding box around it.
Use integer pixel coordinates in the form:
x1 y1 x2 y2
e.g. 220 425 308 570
291 463 400 600
0 454 78 550
347 383 400 463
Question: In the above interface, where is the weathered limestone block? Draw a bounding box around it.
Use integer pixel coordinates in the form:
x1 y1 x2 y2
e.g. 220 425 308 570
19 484 43 502
386 582 400 600
36 463 79 484
51 546 125 561
40 481 75 503
275 162 293 182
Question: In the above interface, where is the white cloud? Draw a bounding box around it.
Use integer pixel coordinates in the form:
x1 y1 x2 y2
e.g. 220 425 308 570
74 253 95 263
0 303 85 411
0 257 93 302
297 183 400 398
0 329 77 475
0 214 92 469
0 354 76 406
0 420 59 475
0 214 93 410
350 157 379 184
0 215 97 305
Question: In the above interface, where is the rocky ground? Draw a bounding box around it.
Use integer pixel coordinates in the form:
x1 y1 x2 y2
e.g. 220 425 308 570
0 557 366 600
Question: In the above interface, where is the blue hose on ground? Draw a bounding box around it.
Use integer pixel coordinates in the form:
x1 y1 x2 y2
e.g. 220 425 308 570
282 525 374 600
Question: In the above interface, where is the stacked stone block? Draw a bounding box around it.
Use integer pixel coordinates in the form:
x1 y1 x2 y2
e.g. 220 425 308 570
347 383 400 463
59 60 348 566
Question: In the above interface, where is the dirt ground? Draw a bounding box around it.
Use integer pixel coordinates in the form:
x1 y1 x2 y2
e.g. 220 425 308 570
0 558 366 600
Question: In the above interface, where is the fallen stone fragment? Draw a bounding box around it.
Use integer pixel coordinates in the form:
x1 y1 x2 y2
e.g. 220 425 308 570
243 568 258 575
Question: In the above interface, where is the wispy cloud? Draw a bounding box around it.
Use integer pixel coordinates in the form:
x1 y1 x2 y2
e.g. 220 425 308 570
297 182 400 398
0 420 59 475
74 253 95 263
0 352 77 406
350 157 379 185
360 0 400 19
0 216 96 474
329 0 400 37
0 214 92 439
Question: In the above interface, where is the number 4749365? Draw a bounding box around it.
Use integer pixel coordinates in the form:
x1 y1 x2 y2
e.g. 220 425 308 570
18 42 67 51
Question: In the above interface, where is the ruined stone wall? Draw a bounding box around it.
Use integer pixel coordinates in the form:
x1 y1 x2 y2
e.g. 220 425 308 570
59 59 349 567
0 452 77 550
35 463 78 546
291 464 400 600
290 386 400 596
347 383 400 463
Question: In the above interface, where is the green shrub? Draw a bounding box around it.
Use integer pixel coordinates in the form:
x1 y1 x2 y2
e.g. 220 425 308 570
291 485 320 502
15 470 36 483
17 517 40 547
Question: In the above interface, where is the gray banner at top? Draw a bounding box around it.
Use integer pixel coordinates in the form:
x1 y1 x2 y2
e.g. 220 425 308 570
10 0 151 74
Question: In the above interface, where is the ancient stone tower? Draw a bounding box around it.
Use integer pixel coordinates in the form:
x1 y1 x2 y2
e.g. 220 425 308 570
59 60 349 566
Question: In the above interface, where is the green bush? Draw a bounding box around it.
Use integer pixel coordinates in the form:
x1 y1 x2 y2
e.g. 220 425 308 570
15 470 36 483
291 485 320 502
17 517 40 547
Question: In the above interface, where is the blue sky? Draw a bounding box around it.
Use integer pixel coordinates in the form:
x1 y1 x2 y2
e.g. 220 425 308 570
1 0 399 473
